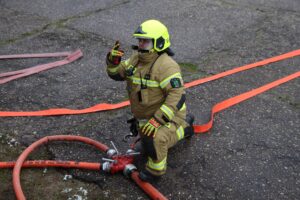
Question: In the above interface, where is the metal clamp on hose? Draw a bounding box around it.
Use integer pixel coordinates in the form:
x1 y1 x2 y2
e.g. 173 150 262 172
123 164 137 177
106 149 117 158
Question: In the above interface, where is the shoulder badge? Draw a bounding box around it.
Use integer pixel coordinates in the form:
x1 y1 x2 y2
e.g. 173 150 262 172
170 78 182 88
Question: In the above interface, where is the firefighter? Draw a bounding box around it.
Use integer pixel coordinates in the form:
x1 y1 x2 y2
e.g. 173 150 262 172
105 19 194 182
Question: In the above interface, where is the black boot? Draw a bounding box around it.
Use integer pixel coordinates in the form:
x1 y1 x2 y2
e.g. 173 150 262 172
138 169 161 183
184 114 195 138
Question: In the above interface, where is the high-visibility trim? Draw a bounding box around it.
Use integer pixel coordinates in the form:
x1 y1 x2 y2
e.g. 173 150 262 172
160 104 174 120
107 66 119 74
125 65 137 76
147 157 167 171
160 72 182 89
164 123 171 128
125 64 134 70
179 103 186 111
124 59 130 66
176 126 185 140
128 76 160 87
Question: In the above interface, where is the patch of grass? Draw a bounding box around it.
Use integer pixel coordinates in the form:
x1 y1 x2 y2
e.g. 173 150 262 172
277 94 300 109
179 62 198 72
179 62 212 82
292 102 300 109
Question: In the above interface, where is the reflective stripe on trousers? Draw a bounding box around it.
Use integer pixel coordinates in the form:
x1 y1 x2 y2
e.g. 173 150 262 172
176 126 184 140
146 157 167 171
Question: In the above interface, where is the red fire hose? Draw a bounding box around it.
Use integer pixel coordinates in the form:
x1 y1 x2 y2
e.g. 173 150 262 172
1 49 299 199
0 160 101 170
0 135 168 200
131 171 168 200
12 135 108 200
0 52 71 59
193 71 300 133
0 48 299 117
0 50 82 84
0 160 167 200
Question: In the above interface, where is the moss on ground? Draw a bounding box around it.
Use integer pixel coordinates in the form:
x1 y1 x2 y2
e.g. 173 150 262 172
277 94 300 109
179 62 211 82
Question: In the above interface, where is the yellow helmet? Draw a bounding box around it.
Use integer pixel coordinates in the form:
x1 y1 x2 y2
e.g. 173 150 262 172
133 19 171 52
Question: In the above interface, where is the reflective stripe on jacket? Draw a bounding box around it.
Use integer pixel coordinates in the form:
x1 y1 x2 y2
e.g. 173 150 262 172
106 51 187 126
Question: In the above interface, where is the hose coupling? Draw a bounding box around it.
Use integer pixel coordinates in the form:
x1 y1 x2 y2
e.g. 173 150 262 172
106 149 117 158
123 164 137 177
102 161 111 172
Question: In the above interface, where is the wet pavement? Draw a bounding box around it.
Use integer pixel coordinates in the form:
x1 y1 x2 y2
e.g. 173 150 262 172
0 0 299 199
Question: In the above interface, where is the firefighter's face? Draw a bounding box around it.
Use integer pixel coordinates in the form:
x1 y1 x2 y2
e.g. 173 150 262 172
138 38 153 50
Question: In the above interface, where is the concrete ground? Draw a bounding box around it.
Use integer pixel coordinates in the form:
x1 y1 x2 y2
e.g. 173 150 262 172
0 0 299 199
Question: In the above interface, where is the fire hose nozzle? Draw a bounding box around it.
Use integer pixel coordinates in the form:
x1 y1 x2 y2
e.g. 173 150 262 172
123 164 137 177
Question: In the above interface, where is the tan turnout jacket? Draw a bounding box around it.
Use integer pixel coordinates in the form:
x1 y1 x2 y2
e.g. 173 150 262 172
106 51 187 127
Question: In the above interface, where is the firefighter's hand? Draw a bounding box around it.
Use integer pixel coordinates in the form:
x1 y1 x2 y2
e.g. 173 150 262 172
142 117 161 137
107 41 124 65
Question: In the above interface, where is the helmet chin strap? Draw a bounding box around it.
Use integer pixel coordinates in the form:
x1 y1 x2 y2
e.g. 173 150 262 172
132 45 174 56
131 45 155 53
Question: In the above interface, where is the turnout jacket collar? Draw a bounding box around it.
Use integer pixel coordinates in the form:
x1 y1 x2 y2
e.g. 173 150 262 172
138 51 159 64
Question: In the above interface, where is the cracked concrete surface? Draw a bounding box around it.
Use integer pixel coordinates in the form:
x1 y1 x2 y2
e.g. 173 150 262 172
0 0 299 199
